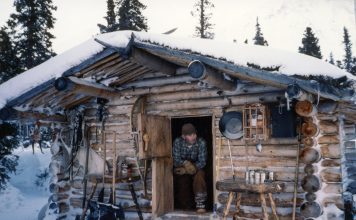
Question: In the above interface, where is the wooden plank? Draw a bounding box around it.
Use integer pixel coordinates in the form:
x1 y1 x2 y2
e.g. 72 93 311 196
137 113 171 159
152 157 173 217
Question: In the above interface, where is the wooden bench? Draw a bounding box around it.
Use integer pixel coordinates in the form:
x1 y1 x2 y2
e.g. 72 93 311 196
216 178 285 220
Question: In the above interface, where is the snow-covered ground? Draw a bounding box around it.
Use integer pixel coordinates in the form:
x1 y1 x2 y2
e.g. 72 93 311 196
0 146 52 220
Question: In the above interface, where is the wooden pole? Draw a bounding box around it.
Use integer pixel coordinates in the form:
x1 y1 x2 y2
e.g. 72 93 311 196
112 131 117 204
292 118 302 220
54 76 117 98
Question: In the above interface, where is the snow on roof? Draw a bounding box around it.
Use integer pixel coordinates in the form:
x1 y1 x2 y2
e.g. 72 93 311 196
0 30 354 109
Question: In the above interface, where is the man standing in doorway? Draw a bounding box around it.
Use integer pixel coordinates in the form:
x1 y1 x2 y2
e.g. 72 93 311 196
173 123 207 213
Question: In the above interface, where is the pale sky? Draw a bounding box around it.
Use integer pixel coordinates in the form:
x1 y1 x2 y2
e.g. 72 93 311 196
0 0 355 61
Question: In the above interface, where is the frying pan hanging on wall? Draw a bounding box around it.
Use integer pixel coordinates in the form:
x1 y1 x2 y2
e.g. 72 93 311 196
219 111 243 139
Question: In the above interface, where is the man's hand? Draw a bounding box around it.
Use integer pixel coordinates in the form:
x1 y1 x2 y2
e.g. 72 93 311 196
183 161 197 175
174 167 186 175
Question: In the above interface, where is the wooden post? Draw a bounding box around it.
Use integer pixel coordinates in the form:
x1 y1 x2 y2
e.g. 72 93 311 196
260 193 269 220
268 193 279 220
223 192 234 219
235 192 241 216
152 157 173 217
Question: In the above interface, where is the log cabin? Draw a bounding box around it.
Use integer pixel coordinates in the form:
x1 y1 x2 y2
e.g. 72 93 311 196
0 31 355 220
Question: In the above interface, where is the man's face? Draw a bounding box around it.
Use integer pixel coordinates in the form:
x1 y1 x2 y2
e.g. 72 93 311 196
183 133 197 144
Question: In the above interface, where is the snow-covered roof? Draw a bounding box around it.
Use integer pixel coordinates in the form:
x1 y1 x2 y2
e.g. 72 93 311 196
0 31 354 109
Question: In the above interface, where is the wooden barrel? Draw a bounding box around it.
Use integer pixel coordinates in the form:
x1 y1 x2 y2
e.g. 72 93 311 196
302 137 315 147
301 175 321 193
300 148 321 164
300 201 322 218
302 122 319 137
295 100 317 117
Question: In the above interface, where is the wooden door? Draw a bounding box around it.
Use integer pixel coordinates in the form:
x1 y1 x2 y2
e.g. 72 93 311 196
137 113 173 217
137 113 172 159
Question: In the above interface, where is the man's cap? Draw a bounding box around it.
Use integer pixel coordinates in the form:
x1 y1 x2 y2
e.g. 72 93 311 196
182 123 197 135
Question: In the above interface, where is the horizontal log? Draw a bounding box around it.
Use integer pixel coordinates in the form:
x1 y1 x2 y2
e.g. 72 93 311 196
322 183 342 194
321 159 341 167
318 135 339 144
218 192 303 207
320 144 341 159
320 167 342 182
145 92 285 112
54 76 117 98
321 195 343 210
318 101 338 114
317 113 338 122
217 205 302 219
147 108 216 117
218 170 306 182
49 182 71 194
319 120 339 134
219 156 305 168
218 137 299 146
117 74 198 89
49 193 69 202
218 144 299 158
216 179 285 193
188 60 236 91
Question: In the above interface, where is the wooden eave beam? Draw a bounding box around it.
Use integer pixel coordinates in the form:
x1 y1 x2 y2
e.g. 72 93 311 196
130 47 178 75
54 76 117 99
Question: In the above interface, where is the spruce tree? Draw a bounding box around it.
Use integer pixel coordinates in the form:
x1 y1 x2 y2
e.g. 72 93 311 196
253 17 268 46
117 0 148 31
329 52 335 65
342 27 353 72
98 0 120 33
0 123 20 191
0 26 22 83
298 27 322 59
8 0 57 70
192 0 215 39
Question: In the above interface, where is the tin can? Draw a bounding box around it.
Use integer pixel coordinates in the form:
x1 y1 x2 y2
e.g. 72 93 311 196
255 171 261 184
245 170 249 183
261 171 266 183
249 170 255 184
269 171 274 181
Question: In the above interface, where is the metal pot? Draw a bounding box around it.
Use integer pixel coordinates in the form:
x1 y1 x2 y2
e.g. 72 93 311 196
219 111 243 139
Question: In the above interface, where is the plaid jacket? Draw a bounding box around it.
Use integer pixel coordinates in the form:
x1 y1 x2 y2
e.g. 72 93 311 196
172 136 207 169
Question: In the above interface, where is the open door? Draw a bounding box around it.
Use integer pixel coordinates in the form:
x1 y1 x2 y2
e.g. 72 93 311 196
137 113 173 217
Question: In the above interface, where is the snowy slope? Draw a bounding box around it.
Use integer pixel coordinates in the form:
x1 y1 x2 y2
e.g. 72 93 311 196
0 147 52 220
144 0 356 61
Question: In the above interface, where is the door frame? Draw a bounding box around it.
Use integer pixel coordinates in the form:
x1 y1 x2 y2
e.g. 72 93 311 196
169 114 217 211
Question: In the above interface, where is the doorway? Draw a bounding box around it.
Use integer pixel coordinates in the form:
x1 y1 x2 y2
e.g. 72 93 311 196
171 116 214 211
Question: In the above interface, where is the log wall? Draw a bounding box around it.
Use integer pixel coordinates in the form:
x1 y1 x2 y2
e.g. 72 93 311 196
49 81 348 219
